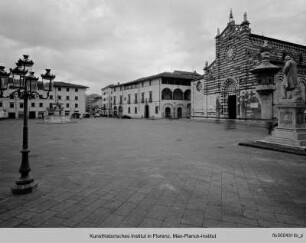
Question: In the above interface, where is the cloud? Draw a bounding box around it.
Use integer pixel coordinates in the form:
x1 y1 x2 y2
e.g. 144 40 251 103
0 0 305 94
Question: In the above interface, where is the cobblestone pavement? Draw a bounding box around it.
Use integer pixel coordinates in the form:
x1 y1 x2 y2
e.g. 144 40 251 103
0 118 306 228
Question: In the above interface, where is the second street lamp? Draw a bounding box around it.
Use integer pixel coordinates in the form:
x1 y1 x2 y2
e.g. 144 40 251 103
0 55 55 195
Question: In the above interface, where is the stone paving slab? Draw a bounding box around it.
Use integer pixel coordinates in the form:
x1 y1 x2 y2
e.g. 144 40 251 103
0 118 306 228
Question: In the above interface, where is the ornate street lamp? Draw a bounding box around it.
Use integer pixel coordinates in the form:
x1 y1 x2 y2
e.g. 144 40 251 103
0 55 55 194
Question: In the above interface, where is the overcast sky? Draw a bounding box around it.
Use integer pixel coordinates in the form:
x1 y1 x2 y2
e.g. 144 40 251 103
0 0 305 94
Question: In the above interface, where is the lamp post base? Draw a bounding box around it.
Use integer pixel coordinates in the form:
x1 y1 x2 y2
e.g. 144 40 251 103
11 179 38 195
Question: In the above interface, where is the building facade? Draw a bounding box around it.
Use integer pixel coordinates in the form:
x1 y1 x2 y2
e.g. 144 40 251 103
102 71 201 119
192 11 306 120
0 81 88 119
101 84 114 116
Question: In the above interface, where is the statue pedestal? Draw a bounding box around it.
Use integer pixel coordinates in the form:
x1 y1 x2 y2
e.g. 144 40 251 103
261 102 306 147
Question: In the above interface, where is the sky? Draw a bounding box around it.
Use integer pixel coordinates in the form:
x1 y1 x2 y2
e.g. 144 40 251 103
0 0 305 94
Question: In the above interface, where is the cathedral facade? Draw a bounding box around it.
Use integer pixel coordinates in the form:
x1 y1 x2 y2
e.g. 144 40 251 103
191 11 306 120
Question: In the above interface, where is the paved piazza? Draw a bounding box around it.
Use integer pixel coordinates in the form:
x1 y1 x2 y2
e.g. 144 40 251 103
0 118 306 228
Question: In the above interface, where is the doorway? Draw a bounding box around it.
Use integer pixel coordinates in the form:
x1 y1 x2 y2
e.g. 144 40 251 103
228 95 237 119
8 112 16 119
144 105 149 118
177 107 182 118
29 111 36 119
165 107 171 118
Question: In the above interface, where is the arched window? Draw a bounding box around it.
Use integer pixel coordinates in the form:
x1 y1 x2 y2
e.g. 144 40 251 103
184 89 191 100
173 89 183 100
162 88 172 100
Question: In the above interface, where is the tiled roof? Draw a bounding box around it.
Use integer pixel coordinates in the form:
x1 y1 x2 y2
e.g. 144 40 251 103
101 84 114 90
112 71 201 88
53 81 88 89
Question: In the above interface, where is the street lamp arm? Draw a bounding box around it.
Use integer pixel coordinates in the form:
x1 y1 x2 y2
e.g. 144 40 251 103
0 89 19 99
28 91 51 100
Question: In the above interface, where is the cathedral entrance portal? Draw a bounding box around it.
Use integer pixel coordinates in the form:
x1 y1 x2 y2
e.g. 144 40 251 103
228 95 237 119
222 78 238 119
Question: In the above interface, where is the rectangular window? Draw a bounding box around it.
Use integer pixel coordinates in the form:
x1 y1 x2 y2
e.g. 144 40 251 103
31 103 35 108
134 94 138 104
75 96 78 100
155 106 159 114
128 94 131 104
20 103 24 108
58 95 62 100
149 91 152 102
141 93 144 103
114 96 116 105
141 82 144 87
66 96 70 100
0 102 2 107
149 80 152 86
66 87 69 92
120 95 123 104
75 88 78 92
39 103 43 108
50 95 53 100
135 107 137 114
75 103 78 108
58 87 61 91
10 102 14 108
49 103 53 109
66 103 69 108
128 107 130 114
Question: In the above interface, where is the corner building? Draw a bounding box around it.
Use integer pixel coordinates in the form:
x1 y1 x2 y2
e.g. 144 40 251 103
0 81 88 119
102 71 201 119
191 11 306 120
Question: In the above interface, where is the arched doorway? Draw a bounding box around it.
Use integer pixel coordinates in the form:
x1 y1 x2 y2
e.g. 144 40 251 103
228 95 236 119
144 105 149 118
177 107 182 118
165 107 171 118
222 78 238 119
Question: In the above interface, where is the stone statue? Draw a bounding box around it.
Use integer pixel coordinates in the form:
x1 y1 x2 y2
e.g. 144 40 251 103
281 55 303 102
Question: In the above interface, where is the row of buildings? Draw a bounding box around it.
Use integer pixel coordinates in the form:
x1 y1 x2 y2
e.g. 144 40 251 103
2 10 306 121
100 11 306 120
0 81 88 119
